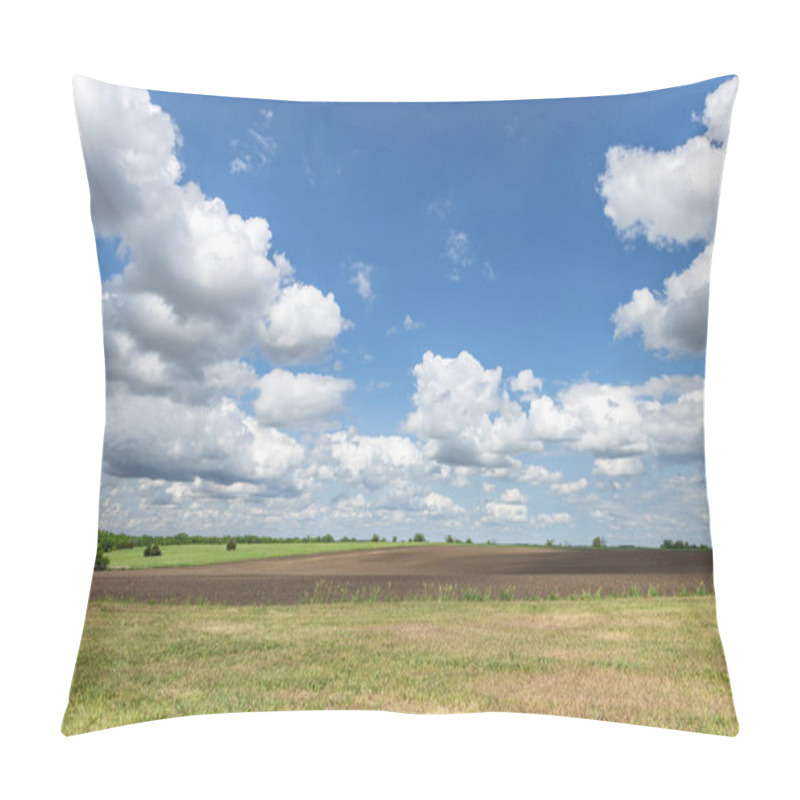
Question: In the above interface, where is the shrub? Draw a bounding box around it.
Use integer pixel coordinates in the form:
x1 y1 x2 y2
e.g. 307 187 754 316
143 543 161 557
226 538 237 551
94 546 110 571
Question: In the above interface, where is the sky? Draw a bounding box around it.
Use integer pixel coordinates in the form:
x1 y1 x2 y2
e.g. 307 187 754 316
74 74 737 545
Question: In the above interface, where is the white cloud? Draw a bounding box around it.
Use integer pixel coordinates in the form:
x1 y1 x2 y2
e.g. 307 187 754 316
315 428 426 489
248 129 278 165
403 314 424 331
598 78 737 358
333 494 371 520
445 229 474 279
350 262 375 302
613 244 713 355
73 77 349 384
259 283 351 364
421 492 465 516
230 156 251 174
72 77 356 506
593 457 644 477
501 488 526 504
534 512 572 526
598 77 737 248
254 370 354 428
551 478 588 495
404 350 547 466
484 501 528 523
102 391 305 491
509 369 542 396
514 464 564 485
697 77 739 145
405 350 704 475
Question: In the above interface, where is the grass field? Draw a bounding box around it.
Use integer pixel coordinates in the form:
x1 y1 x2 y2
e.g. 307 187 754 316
62 595 737 736
106 540 429 569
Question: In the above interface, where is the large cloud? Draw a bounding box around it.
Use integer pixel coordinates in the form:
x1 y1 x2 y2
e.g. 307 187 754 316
599 78 737 357
102 391 305 492
313 428 427 489
403 351 578 466
612 244 712 355
405 350 704 472
74 77 349 379
598 78 737 248
254 370 354 428
74 77 354 500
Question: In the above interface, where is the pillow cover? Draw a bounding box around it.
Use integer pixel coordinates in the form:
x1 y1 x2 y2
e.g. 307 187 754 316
64 75 738 736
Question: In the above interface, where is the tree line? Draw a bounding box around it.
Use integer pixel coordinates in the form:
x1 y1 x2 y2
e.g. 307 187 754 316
97 529 387 552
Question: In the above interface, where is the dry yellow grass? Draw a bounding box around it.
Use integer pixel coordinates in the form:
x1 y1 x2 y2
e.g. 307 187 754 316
62 596 737 736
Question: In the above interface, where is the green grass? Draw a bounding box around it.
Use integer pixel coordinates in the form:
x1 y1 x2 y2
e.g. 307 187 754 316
63 596 737 736
106 540 428 569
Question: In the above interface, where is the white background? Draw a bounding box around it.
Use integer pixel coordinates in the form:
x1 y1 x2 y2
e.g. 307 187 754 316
2 2 796 797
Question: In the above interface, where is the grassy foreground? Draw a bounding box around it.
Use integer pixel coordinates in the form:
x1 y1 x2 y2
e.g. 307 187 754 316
63 596 737 736
106 540 427 569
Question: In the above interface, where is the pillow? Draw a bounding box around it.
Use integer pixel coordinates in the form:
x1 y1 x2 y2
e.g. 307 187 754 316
64 75 738 736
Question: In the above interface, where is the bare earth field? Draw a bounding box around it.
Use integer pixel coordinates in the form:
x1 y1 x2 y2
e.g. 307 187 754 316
90 545 714 604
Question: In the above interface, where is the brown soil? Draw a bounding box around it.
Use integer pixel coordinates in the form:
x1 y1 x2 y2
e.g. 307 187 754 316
89 546 715 605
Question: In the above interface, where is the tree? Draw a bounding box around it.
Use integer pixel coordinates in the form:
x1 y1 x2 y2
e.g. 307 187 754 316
226 538 237 551
591 536 607 548
94 546 110 571
412 532 426 542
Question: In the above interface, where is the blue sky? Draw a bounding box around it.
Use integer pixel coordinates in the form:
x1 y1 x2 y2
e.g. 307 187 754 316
76 75 737 545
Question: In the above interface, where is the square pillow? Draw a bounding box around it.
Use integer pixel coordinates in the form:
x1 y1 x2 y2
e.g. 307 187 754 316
64 75 738 736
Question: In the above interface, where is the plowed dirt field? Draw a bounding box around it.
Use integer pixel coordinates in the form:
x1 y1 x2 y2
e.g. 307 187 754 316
89 546 714 604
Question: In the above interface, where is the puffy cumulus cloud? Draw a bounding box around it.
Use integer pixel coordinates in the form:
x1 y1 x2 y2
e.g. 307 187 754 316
501 488 526 504
73 77 348 386
484 501 528 523
254 370 354 428
697 77 739 146
405 350 704 476
598 138 726 247
559 374 705 464
73 77 354 505
509 369 542 396
259 283 351 365
420 492 465 516
404 351 577 467
483 484 528 523
102 391 305 492
313 428 426 489
598 77 737 248
613 244 712 356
